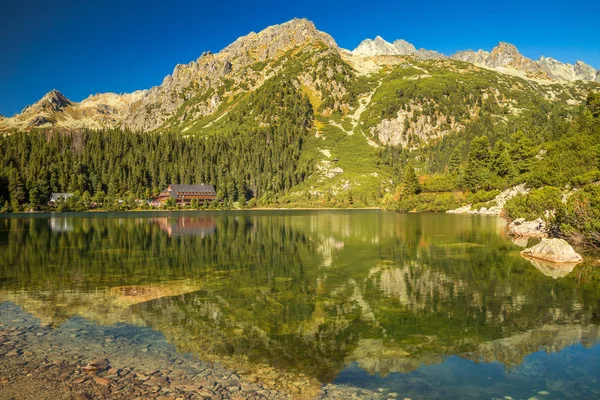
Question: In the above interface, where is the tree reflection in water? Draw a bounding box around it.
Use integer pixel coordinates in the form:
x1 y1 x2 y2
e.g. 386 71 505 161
1 211 599 390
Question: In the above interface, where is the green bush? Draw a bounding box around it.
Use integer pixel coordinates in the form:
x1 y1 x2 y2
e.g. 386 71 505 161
570 170 600 187
556 184 600 245
392 192 462 213
467 189 500 205
422 174 460 192
503 186 563 221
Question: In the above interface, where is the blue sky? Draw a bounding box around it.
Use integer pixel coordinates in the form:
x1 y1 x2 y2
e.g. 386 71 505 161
1 0 599 116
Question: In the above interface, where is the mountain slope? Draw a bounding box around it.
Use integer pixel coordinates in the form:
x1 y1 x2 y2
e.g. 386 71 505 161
122 18 340 132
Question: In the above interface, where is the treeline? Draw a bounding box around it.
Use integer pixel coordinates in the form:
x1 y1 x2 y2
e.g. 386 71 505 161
0 77 314 212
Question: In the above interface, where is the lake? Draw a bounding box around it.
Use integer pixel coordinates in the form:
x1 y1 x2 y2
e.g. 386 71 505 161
1 210 599 399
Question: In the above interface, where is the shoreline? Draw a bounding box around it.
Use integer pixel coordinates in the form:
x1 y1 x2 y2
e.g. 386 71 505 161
1 207 384 215
0 303 389 400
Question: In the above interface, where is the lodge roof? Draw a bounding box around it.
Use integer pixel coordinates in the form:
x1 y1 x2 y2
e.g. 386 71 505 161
163 184 216 198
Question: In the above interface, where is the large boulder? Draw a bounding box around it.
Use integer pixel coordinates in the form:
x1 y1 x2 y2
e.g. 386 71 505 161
508 218 547 238
520 238 583 264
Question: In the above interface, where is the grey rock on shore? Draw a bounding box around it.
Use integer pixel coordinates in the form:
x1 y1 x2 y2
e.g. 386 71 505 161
521 238 583 264
508 218 547 238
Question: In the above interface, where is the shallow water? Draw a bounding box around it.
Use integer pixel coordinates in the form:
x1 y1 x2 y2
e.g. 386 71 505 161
1 210 599 399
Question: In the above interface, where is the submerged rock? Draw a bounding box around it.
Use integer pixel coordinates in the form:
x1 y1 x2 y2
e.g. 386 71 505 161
520 238 583 264
508 218 547 238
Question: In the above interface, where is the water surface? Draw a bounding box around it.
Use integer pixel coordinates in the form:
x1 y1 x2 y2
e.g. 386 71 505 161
1 211 599 399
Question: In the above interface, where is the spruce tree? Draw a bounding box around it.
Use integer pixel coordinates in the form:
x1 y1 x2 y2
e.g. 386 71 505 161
402 163 421 196
463 135 492 192
448 147 462 173
491 140 513 178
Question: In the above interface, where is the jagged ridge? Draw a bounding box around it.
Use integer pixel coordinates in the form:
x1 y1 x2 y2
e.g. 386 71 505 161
352 36 600 82
1 18 599 134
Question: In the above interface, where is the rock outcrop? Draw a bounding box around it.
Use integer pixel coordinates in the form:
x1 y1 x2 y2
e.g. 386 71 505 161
508 218 547 238
392 39 417 55
352 36 418 57
352 36 402 56
446 184 529 215
520 238 583 264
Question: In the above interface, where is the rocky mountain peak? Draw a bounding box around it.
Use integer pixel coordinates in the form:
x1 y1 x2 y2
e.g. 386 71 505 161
537 56 598 81
121 18 345 132
352 36 397 56
487 42 523 68
451 49 490 65
573 61 597 81
392 39 417 55
352 36 418 57
21 89 72 114
492 42 520 55
221 17 338 62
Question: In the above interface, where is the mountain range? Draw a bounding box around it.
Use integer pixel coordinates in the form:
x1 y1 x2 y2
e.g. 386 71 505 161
351 36 600 82
1 18 598 134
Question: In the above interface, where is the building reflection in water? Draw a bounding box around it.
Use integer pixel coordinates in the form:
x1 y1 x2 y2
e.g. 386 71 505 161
49 217 74 233
152 217 217 238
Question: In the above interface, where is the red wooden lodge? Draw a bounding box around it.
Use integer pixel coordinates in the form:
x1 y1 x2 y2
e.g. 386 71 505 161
156 184 216 205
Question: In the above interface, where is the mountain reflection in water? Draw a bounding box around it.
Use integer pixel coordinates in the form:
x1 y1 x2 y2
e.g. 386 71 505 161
1 211 599 398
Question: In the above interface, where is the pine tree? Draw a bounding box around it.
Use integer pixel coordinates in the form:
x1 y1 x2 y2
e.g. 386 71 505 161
586 91 600 119
402 163 421 196
491 140 513 178
8 169 25 206
0 199 9 213
463 135 492 192
448 147 462 173
509 131 536 174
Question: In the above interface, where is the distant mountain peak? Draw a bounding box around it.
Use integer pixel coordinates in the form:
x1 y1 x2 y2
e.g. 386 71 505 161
352 36 417 56
451 42 598 82
221 17 338 61
20 89 72 115
493 42 520 54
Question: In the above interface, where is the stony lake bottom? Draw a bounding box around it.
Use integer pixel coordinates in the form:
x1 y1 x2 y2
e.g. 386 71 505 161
1 210 599 400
